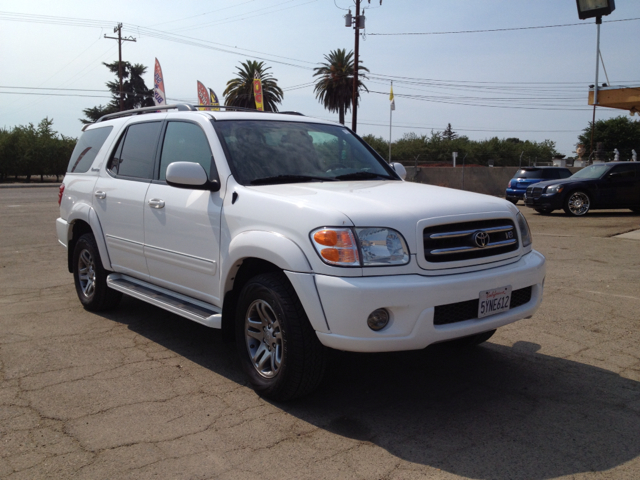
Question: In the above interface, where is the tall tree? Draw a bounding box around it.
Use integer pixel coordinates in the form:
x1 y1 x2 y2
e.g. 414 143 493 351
313 49 368 125
578 116 640 160
442 123 458 141
81 61 154 124
223 60 283 112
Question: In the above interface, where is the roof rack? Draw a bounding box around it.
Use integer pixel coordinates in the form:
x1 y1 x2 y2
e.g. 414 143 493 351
96 104 196 123
93 103 305 124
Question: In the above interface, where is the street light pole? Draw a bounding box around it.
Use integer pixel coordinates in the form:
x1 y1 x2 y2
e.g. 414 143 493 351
351 0 361 132
590 16 602 157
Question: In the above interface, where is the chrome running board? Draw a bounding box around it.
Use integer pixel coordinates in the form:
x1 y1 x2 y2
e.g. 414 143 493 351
106 274 222 329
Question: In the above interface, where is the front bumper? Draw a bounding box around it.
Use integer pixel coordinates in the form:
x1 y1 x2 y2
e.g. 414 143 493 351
523 192 563 210
312 251 546 352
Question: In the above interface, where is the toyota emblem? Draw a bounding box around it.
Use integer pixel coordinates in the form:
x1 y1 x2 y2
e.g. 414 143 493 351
473 231 489 248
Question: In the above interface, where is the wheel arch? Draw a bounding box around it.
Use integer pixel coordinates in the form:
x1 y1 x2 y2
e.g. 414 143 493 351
67 206 112 273
220 231 319 339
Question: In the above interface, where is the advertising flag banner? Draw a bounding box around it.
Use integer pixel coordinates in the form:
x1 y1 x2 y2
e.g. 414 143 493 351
197 81 210 110
153 58 166 106
390 84 395 111
253 78 264 111
209 88 220 111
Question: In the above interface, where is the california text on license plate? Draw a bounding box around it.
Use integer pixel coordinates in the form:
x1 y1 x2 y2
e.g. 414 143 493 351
478 286 512 318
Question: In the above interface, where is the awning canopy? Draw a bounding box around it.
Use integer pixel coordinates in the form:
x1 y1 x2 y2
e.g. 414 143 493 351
588 85 640 114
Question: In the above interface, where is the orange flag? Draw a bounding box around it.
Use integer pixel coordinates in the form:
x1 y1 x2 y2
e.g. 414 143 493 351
253 78 264 111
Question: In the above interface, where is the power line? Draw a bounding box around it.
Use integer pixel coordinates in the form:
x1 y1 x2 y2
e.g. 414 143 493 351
0 86 109 92
357 121 578 134
147 0 258 28
0 91 112 99
170 0 319 32
368 17 640 36
369 90 592 111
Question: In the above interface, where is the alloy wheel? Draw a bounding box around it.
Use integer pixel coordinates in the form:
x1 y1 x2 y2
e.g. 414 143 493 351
244 299 283 378
567 192 590 216
77 249 96 298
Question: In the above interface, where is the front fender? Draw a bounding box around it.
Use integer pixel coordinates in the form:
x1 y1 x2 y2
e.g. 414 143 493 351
224 230 312 277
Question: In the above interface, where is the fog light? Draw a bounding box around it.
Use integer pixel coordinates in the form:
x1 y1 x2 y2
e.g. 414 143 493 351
367 308 390 331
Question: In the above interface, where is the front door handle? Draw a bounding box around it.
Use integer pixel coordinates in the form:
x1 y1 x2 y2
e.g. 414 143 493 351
94 190 106 199
148 198 165 209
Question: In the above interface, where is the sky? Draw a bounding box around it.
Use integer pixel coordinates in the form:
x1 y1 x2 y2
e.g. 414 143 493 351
1 0 639 158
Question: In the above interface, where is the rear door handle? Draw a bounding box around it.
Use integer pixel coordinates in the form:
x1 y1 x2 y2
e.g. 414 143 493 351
94 191 106 199
148 198 165 209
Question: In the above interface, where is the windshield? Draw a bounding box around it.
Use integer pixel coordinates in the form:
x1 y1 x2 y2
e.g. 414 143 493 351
570 164 609 180
214 120 397 185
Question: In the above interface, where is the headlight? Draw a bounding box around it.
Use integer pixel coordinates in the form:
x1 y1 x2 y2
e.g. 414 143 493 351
311 227 410 267
516 212 532 248
545 184 564 194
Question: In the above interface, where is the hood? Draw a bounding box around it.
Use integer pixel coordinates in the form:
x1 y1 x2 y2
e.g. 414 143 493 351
529 177 593 189
249 180 517 227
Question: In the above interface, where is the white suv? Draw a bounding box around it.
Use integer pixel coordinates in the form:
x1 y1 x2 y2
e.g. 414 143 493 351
57 104 545 400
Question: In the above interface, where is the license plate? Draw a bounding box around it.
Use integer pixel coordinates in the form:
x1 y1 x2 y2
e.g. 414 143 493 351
478 286 512 318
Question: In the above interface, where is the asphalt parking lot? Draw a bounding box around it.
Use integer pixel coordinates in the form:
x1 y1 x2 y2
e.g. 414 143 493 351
1 186 639 480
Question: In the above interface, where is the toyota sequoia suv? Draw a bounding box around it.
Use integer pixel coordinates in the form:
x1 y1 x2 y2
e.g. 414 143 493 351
57 104 546 400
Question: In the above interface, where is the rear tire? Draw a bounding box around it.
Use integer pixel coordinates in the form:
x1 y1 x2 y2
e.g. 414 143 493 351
235 272 326 401
507 198 518 205
73 233 122 311
563 191 590 216
445 329 496 348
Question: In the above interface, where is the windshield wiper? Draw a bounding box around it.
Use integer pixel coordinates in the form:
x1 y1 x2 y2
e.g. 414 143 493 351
334 171 395 181
250 174 337 185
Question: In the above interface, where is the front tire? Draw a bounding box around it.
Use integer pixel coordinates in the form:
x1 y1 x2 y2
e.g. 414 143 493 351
73 233 122 311
563 191 591 216
235 272 326 401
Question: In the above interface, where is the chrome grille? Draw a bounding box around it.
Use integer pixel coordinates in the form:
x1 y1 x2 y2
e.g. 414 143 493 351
423 219 518 263
527 186 544 199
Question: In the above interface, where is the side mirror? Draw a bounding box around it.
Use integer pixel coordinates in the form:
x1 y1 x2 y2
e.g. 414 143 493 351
166 162 220 192
392 162 407 180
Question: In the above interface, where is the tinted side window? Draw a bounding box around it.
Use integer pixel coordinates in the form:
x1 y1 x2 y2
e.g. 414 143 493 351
66 126 113 173
159 122 215 181
559 169 572 179
609 165 636 178
108 122 162 179
542 170 556 179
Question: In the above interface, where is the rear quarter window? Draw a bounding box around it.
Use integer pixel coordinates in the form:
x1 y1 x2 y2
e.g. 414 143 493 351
66 126 113 173
515 169 542 179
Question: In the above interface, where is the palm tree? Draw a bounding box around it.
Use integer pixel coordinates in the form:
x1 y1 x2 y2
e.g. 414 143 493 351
223 60 283 112
313 49 368 125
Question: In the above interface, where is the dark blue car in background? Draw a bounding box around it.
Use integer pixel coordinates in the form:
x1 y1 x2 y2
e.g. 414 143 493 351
524 162 640 216
506 167 572 204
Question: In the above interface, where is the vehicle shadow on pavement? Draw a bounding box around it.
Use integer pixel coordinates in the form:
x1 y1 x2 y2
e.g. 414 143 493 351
102 298 640 480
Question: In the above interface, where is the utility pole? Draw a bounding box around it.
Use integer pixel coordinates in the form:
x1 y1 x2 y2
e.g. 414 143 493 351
104 23 136 111
344 1 382 132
